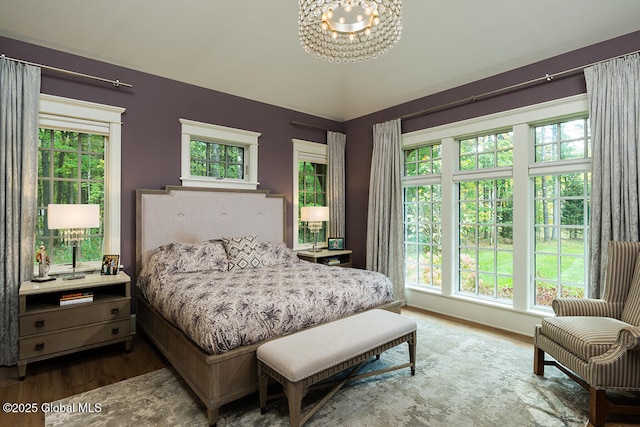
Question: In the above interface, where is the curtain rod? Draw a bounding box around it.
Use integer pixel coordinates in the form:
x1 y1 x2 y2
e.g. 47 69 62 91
1 54 133 88
291 120 342 133
400 48 640 121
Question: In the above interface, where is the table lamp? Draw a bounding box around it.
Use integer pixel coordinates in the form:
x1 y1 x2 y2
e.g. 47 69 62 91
47 204 100 280
300 206 329 252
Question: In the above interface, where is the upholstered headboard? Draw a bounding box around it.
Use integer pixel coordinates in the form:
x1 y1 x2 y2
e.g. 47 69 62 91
136 186 286 274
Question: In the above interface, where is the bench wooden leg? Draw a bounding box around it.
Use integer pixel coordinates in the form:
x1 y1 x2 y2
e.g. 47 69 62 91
409 332 417 376
284 381 307 427
258 371 269 414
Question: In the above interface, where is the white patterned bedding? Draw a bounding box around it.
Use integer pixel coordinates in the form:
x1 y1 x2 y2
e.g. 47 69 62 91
136 238 395 355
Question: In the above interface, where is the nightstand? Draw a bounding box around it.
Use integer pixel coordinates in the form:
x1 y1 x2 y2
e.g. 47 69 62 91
18 272 132 379
297 249 353 268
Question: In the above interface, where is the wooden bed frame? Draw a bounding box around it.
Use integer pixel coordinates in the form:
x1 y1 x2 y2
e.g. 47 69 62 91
135 186 402 426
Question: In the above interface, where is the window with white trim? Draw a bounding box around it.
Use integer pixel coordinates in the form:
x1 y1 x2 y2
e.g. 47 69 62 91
292 139 328 250
36 94 124 272
402 94 590 311
180 119 260 189
456 130 514 302
532 117 591 307
403 144 443 288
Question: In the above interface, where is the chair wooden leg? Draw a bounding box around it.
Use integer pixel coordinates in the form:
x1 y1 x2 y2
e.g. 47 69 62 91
533 346 545 375
589 387 606 427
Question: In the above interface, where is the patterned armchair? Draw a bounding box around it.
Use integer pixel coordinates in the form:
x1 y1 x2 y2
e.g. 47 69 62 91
534 241 640 427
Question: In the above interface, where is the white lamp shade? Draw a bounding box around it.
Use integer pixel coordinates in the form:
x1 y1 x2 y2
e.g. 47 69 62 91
300 206 329 222
48 204 100 229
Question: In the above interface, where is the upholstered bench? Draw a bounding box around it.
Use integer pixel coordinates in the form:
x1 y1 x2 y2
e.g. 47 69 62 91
257 309 417 427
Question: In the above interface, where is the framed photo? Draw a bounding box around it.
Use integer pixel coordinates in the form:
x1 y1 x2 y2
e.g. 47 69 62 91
101 254 120 275
328 237 344 250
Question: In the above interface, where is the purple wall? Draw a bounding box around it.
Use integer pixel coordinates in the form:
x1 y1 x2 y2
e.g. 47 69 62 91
343 30 640 268
3 30 640 274
0 36 343 277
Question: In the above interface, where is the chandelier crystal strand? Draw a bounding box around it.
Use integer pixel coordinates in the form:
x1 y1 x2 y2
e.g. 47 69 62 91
299 0 402 63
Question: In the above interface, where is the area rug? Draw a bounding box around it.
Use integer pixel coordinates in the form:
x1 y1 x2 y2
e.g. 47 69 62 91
45 316 637 427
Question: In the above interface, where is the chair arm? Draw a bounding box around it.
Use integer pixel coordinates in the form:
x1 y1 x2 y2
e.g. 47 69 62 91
588 326 640 389
552 298 621 318
617 326 640 351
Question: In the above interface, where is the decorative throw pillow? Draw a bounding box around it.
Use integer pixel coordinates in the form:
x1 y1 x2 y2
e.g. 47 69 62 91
257 241 300 267
154 240 228 273
222 235 262 270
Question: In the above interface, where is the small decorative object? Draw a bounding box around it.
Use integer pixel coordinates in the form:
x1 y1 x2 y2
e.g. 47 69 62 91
101 254 120 275
33 244 54 282
328 237 344 250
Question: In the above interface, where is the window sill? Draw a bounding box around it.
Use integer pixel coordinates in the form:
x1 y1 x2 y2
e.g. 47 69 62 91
34 261 102 278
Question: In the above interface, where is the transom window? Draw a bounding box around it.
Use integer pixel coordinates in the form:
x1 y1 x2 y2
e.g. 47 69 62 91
404 144 442 176
459 131 513 170
180 118 259 190
190 140 244 179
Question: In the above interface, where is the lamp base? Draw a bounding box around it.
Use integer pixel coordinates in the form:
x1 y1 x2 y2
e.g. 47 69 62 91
63 272 85 280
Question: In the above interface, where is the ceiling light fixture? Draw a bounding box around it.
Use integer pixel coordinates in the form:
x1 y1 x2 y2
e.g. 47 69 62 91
299 0 402 63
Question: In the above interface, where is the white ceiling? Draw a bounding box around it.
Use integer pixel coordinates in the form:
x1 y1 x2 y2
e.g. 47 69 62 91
1 0 640 121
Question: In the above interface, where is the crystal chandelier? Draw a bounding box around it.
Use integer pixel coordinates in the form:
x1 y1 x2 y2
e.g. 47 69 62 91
299 0 402 63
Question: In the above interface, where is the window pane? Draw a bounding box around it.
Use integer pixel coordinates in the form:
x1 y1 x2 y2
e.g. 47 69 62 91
403 143 441 177
533 171 590 308
535 117 589 163
458 131 513 171
403 185 442 289
36 129 106 265
190 140 245 180
457 179 513 302
298 161 328 245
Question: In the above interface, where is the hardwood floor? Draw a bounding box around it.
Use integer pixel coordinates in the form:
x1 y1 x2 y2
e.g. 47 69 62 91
0 334 168 427
1 307 634 427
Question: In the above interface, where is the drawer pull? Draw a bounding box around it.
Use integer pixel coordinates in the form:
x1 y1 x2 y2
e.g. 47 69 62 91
35 319 45 328
112 328 120 335
35 343 45 351
111 308 120 315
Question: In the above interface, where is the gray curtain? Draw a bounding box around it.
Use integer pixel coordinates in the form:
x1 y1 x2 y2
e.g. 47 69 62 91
327 131 346 238
585 53 640 298
366 119 404 300
1 58 41 366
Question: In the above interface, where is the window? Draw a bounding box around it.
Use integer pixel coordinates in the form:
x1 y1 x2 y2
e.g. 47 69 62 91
190 140 244 179
403 144 442 288
180 119 259 189
532 117 591 307
456 131 514 302
458 178 514 301
402 94 590 315
36 94 124 271
292 139 328 250
37 130 105 265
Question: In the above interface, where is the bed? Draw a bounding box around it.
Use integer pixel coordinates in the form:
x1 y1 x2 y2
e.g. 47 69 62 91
135 186 402 426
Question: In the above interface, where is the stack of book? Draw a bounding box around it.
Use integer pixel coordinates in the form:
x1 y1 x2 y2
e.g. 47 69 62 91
59 292 94 306
325 257 341 266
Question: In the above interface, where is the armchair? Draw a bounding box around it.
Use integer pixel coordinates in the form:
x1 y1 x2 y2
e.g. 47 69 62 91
534 240 640 427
